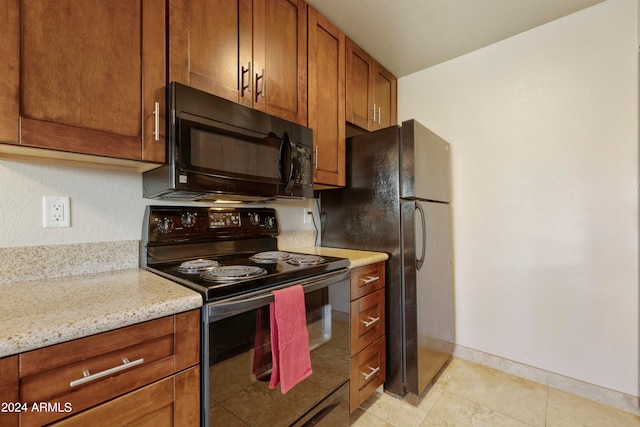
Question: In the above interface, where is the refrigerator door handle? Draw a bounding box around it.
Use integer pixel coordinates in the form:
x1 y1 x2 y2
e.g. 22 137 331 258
416 202 426 271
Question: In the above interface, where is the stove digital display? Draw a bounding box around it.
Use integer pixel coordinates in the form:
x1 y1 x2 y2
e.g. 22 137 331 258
209 212 241 228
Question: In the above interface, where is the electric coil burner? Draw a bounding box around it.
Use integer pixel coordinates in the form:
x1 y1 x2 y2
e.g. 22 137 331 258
249 251 292 263
202 265 267 282
177 259 219 274
287 254 326 266
140 206 351 427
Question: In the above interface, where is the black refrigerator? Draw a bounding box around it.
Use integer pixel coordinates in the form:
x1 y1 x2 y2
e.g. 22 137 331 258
320 119 454 397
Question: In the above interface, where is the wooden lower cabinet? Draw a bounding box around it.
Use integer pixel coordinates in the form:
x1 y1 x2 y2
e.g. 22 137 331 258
51 367 199 427
349 262 386 412
17 310 200 426
350 338 386 412
0 355 19 427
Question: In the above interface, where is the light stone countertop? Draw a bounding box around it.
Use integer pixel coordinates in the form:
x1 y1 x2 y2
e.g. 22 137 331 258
0 268 202 358
290 246 388 268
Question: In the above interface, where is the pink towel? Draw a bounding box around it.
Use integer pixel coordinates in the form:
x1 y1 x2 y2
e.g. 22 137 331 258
269 285 312 393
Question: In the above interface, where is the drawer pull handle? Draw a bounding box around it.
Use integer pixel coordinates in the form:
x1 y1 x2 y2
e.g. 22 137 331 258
361 316 380 328
69 357 144 388
360 276 380 284
361 366 380 381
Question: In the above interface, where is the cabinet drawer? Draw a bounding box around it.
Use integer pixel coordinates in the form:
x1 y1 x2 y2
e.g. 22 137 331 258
350 262 384 300
350 289 384 356
50 366 199 427
19 310 199 426
349 337 385 413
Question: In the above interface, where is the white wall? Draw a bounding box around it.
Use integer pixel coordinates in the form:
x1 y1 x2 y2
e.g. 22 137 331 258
399 0 638 396
0 160 316 248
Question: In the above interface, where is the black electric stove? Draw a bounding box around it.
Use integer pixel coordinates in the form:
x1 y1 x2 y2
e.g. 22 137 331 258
140 206 349 301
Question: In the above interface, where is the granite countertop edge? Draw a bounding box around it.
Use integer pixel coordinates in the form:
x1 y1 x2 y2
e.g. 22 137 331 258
289 246 389 268
0 268 202 358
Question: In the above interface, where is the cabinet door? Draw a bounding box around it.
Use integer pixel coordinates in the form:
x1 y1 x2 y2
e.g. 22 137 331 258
253 0 307 125
308 6 345 187
19 0 165 163
373 62 397 130
346 38 373 130
0 0 19 144
169 0 253 107
0 356 18 427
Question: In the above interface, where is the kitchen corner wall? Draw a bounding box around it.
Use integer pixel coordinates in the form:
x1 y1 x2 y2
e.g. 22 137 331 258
399 0 638 398
0 160 316 248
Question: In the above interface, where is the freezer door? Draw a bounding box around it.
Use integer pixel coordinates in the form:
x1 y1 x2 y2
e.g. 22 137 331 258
402 200 454 395
400 120 451 203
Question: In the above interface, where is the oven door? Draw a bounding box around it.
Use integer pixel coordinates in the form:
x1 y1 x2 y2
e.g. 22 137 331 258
202 270 350 427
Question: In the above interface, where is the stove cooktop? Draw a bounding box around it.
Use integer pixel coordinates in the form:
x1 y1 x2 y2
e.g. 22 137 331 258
141 206 350 301
147 251 349 301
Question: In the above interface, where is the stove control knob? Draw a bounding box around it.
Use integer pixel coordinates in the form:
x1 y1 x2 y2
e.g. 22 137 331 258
249 213 261 225
157 217 174 234
181 213 196 228
265 216 276 229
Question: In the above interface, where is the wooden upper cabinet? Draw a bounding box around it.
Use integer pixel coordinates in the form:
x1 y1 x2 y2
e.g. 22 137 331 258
346 38 397 131
308 5 345 188
374 62 397 129
169 0 252 107
253 0 307 125
346 39 373 131
17 0 166 164
0 0 19 145
169 0 307 126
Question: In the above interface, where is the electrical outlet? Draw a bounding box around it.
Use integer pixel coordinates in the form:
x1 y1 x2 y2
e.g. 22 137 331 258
304 208 312 224
43 196 71 228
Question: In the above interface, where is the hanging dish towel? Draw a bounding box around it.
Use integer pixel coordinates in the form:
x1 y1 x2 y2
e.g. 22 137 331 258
269 285 313 393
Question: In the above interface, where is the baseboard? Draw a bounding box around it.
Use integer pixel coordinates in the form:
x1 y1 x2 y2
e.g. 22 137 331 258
453 344 640 416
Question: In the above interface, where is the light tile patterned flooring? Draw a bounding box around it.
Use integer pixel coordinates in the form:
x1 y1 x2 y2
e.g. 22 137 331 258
350 358 640 426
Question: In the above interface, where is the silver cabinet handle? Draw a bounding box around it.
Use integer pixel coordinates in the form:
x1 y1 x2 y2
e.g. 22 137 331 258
361 366 380 381
360 275 379 284
241 62 252 95
69 357 144 388
371 103 377 123
314 146 318 170
361 316 380 328
256 69 265 101
377 106 382 124
152 102 160 141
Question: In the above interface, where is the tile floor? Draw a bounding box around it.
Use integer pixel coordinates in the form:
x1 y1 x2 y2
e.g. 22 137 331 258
350 358 640 426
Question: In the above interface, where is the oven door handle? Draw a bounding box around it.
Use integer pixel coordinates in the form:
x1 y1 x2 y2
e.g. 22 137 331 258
206 269 350 321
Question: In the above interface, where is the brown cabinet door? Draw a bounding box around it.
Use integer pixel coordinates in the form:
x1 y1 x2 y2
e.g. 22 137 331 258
0 356 18 427
346 38 374 130
308 6 345 187
254 0 307 125
169 0 253 107
0 0 19 144
346 38 397 132
19 0 165 163
373 62 397 130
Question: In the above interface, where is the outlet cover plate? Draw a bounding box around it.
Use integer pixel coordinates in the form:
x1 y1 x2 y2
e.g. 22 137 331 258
43 196 71 228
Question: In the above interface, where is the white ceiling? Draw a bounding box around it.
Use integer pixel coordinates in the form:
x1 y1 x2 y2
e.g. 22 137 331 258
305 0 606 77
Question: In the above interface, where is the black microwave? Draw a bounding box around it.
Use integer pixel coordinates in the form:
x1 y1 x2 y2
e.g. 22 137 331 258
143 83 313 202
